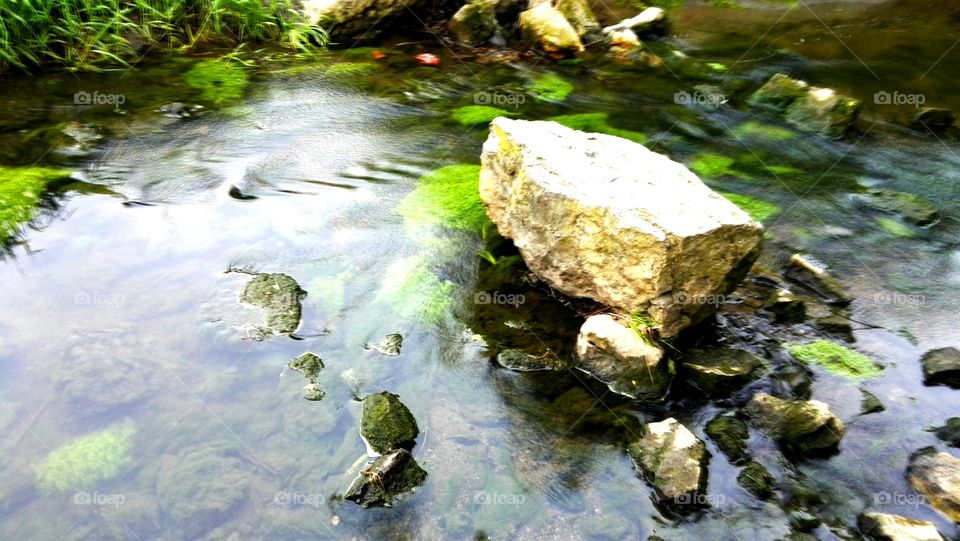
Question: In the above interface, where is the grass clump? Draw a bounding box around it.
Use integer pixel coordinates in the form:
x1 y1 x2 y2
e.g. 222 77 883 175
34 422 135 493
398 165 489 234
721 192 780 222
451 105 517 126
527 73 574 103
547 113 647 144
184 59 249 105
0 166 69 243
789 340 882 380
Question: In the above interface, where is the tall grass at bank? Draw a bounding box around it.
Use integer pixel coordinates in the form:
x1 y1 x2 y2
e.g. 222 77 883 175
0 0 327 72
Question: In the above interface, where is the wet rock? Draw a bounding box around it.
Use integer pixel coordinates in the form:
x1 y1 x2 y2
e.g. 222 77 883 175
857 511 945 541
764 289 806 323
602 7 666 36
932 418 960 447
628 418 709 506
738 461 775 500
784 254 852 306
814 314 855 342
606 28 641 58
575 314 672 400
910 108 955 132
56 333 152 418
287 352 325 400
518 3 584 56
748 73 811 112
907 447 960 522
157 102 203 119
360 392 420 454
449 1 500 47
365 332 403 356
479 118 764 337
681 348 765 397
495 348 560 372
554 0 600 39
748 73 861 138
861 388 886 415
789 510 821 532
921 347 960 388
156 445 250 539
745 393 845 455
705 414 750 464
239 273 305 335
344 448 427 508
852 189 940 226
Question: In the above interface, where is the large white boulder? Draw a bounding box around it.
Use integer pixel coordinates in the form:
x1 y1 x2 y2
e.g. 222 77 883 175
479 118 764 337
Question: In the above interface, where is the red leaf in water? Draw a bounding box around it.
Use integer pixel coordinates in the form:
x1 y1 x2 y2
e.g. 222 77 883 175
414 53 441 66
372 50 387 61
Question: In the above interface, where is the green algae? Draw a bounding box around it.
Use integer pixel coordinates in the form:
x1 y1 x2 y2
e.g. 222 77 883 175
690 152 736 179
547 113 647 144
324 61 377 80
788 340 883 380
34 422 135 493
731 121 796 141
378 256 455 324
0 166 68 242
721 192 781 222
397 164 489 233
527 72 574 103
450 105 517 126
876 217 917 238
183 60 249 105
360 392 420 453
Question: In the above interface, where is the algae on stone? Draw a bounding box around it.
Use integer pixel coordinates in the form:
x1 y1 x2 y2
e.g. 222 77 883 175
451 105 517 126
527 72 574 103
705 414 749 464
34 422 135 493
690 152 736 179
0 166 68 243
547 113 647 144
184 60 249 105
730 121 796 141
240 273 306 334
721 192 780 222
788 340 882 380
360 392 420 454
397 164 489 233
876 216 917 238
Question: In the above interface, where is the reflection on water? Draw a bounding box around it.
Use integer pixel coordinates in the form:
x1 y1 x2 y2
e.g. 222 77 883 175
0 1 959 539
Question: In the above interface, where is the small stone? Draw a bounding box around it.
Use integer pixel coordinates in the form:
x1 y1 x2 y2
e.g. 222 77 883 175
921 347 960 388
765 289 807 323
518 3 584 56
682 348 765 397
575 314 672 400
627 418 709 507
785 86 861 138
240 273 305 335
449 1 499 47
303 383 325 401
344 448 427 508
360 392 420 454
705 414 750 464
932 418 960 447
365 333 403 356
784 254 852 306
745 393 845 455
737 461 775 500
906 447 960 522
910 107 955 132
495 348 559 372
860 388 885 415
788 510 821 532
747 73 810 112
852 189 940 226
858 511 945 541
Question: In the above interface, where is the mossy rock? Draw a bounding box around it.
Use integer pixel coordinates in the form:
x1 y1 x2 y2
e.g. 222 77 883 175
737 461 775 500
240 273 306 335
398 164 489 233
853 189 939 226
376 256 454 324
682 348 765 397
747 73 809 112
34 422 135 493
932 417 960 447
527 72 574 103
788 340 882 380
720 192 780 222
705 414 749 464
360 392 420 453
547 113 647 144
183 60 249 106
0 166 70 243
450 105 517 126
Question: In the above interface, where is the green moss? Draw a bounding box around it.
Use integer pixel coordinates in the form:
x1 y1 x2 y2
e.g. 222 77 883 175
731 121 796 141
450 105 517 126
34 422 135 493
690 152 736 179
324 61 377 80
721 192 780 222
527 73 574 103
789 340 882 380
360 392 420 453
707 62 728 73
378 256 455 324
876 217 917 238
183 60 249 105
0 166 67 242
398 164 489 233
547 113 647 144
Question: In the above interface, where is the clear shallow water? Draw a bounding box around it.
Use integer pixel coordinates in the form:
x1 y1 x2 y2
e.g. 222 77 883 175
0 1 959 540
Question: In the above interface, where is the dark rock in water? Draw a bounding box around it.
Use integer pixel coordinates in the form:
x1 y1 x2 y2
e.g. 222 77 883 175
910 107 955 132
772 363 814 400
784 254 852 306
814 314 854 342
228 185 258 201
681 348 765 397
747 73 861 138
240 273 305 335
745 393 845 455
365 333 403 356
628 418 710 508
747 73 810 112
851 189 940 226
288 352 326 401
764 289 806 323
705 414 750 465
921 347 960 388
344 448 427 508
737 461 775 500
906 447 960 523
495 348 561 372
860 388 885 415
932 418 960 447
857 511 945 541
788 510 821 533
360 392 420 454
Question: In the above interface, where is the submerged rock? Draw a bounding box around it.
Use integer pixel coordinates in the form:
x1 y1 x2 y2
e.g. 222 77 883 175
745 393 845 455
747 73 810 111
287 352 325 401
860 388 886 415
921 347 960 388
681 348 765 397
910 108 955 132
345 448 427 508
738 461 775 500
365 332 403 356
575 314 672 400
907 447 960 522
239 273 306 335
784 254 852 306
495 348 561 372
749 73 861 138
479 118 764 337
628 418 709 507
852 189 940 226
705 414 750 465
360 392 420 454
449 1 500 47
857 511 945 541
932 418 960 447
518 3 584 56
